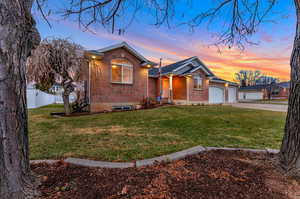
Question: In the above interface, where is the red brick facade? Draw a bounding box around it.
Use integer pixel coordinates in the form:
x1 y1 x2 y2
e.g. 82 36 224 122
187 70 209 103
89 48 149 112
87 45 238 112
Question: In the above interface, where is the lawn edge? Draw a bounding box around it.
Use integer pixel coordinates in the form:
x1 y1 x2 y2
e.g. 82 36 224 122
30 146 279 168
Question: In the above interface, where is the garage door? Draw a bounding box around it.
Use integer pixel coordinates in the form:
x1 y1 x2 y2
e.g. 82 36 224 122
209 87 225 104
245 92 263 100
228 87 237 103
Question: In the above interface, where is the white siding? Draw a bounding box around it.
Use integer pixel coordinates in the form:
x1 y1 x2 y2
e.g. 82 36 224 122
238 91 263 100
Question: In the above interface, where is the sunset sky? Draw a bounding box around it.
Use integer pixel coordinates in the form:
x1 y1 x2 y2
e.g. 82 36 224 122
36 0 295 82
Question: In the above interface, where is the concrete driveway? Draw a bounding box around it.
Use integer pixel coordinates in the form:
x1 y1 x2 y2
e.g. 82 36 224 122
232 103 288 112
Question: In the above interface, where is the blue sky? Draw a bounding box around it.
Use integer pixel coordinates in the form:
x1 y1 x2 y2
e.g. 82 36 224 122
35 0 295 81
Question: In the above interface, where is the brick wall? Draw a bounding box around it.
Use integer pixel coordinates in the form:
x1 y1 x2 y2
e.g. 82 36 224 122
89 48 149 112
148 77 159 99
188 70 209 102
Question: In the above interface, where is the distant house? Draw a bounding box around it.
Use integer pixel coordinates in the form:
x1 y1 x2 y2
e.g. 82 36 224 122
269 81 290 99
238 81 290 100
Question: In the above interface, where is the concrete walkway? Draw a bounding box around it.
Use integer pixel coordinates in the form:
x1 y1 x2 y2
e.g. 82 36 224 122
232 103 288 112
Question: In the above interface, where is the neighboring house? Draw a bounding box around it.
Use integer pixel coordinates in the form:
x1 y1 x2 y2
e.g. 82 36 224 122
269 81 290 99
85 42 238 112
239 85 266 100
148 57 238 105
238 81 290 100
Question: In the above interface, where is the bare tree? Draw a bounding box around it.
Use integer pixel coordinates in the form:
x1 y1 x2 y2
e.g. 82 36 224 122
0 1 40 198
235 70 262 86
1 0 299 198
27 38 87 115
187 0 300 173
0 1 174 198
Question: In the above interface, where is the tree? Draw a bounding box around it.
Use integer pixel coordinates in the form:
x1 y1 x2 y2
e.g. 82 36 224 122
183 0 300 173
0 1 41 198
0 1 173 198
256 75 280 85
234 70 261 86
27 38 87 115
0 0 299 198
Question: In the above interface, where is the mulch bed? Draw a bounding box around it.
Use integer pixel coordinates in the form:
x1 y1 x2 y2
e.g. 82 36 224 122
32 150 300 199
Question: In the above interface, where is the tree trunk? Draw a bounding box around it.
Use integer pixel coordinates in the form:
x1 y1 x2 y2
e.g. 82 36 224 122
0 1 40 198
280 0 300 172
62 93 71 115
62 80 74 115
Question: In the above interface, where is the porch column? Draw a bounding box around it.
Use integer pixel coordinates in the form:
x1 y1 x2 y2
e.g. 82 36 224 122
169 75 173 103
186 76 189 104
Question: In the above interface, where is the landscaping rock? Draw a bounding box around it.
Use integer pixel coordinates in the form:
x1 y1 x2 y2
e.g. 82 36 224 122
64 158 134 168
30 160 59 164
136 145 206 167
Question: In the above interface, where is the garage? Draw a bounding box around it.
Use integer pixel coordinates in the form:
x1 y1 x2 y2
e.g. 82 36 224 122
239 92 263 100
209 86 225 104
228 87 237 103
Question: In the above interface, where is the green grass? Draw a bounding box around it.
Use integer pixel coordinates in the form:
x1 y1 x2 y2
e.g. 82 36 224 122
29 104 286 161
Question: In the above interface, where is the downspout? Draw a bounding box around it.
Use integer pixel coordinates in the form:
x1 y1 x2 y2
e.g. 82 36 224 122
88 60 92 109
159 58 163 105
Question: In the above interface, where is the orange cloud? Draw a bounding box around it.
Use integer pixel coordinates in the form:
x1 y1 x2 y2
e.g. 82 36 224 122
43 16 291 82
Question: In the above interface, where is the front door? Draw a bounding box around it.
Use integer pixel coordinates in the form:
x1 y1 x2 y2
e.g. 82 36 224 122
162 79 169 98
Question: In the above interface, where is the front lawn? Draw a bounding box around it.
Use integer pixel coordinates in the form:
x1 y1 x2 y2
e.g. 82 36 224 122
29 105 286 161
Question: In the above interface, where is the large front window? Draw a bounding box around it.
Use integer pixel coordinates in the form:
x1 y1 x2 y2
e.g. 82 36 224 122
111 59 133 84
193 75 203 89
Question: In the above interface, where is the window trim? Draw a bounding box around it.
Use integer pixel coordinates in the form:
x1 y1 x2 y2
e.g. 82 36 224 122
193 75 203 90
111 59 133 84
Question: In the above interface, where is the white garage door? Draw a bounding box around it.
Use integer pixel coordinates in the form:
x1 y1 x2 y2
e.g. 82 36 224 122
209 87 225 104
228 87 237 103
245 92 263 100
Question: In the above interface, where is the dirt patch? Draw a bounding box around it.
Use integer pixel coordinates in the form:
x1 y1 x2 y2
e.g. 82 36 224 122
32 150 300 199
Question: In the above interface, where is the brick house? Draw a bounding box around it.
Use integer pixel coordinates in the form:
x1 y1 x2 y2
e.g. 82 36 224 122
149 57 238 105
85 42 238 112
85 42 157 112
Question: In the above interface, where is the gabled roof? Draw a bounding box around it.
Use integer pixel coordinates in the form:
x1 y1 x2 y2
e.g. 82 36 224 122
277 81 290 88
149 56 215 77
239 85 267 91
210 77 238 86
240 81 290 91
93 42 157 66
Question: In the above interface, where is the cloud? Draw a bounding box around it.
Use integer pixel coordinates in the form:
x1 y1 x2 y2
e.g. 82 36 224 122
37 15 291 82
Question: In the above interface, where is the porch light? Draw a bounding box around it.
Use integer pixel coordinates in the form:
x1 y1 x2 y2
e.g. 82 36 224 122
112 65 117 68
91 55 96 59
147 64 151 68
225 83 229 87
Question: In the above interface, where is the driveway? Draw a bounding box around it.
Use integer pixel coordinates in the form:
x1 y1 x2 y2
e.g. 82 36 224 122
232 103 288 112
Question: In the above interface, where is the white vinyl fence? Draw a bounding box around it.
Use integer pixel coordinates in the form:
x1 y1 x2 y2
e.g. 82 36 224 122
27 87 76 109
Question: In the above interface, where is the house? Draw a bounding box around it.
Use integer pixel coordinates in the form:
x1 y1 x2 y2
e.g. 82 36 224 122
148 57 238 105
238 81 290 100
85 42 238 112
238 85 266 100
85 42 157 112
270 81 290 99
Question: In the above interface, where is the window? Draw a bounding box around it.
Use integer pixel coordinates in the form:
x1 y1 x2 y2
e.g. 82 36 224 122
193 75 203 89
111 59 133 84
